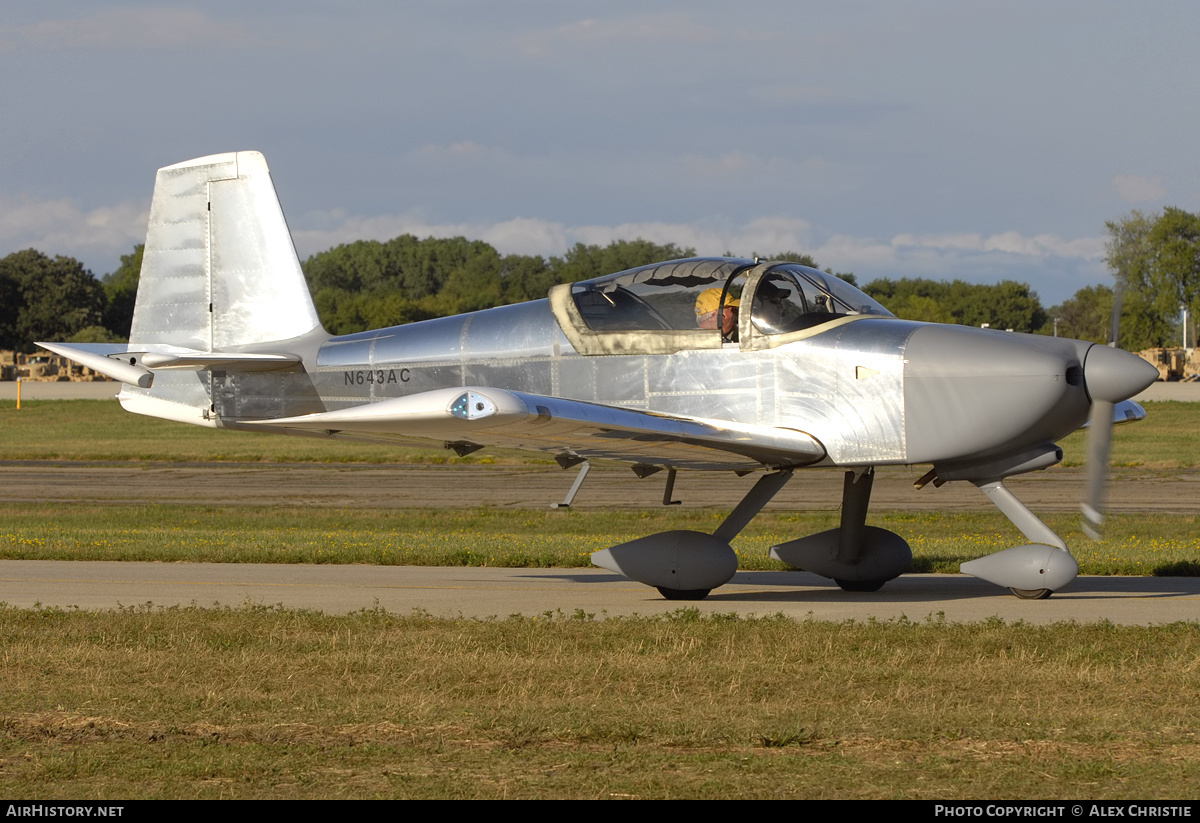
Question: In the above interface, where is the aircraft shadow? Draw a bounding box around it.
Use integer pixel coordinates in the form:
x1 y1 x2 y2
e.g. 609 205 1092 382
525 569 1200 603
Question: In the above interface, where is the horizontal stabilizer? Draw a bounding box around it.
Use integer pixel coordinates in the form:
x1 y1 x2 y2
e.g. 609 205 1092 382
37 342 303 388
248 387 827 470
37 342 152 388
138 351 300 371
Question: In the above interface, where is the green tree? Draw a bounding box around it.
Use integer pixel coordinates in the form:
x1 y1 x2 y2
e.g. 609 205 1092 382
0 259 18 350
301 236 862 331
499 254 555 303
0 249 105 352
68 325 126 343
1105 207 1200 349
1044 285 1115 343
548 239 695 284
956 280 1047 331
427 245 503 315
886 294 956 324
102 244 142 339
863 277 1047 332
312 287 433 335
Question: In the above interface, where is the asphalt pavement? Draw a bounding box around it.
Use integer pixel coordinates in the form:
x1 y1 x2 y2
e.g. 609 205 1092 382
1 561 1196 625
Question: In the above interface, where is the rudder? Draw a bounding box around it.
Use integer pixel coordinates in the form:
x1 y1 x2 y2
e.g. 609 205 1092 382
130 151 321 350
117 151 327 426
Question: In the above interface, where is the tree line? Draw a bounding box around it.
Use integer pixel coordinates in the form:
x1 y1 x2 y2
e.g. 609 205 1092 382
0 246 141 353
4 207 1197 352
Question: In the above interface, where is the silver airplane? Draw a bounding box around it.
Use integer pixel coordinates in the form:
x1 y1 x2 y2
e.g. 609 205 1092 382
42 151 1158 601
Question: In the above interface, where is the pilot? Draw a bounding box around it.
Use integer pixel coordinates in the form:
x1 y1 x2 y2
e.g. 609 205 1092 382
695 288 739 342
751 274 833 335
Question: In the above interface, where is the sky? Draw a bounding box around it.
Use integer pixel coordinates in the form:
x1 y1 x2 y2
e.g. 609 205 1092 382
2 1 1197 307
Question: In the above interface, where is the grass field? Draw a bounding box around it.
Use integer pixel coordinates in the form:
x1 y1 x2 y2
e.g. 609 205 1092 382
0 398 524 464
3 503 1200 576
1 606 1197 799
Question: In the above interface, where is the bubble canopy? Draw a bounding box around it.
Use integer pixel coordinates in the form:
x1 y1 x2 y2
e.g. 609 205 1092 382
568 257 891 335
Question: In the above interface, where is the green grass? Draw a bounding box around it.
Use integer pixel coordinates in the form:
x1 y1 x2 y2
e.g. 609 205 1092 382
3 503 1199 576
0 606 1196 799
0 399 541 464
3 398 1200 467
1058 400 1200 468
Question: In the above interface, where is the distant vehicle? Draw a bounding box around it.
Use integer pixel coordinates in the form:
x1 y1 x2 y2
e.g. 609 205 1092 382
42 152 1157 600
1135 347 1200 382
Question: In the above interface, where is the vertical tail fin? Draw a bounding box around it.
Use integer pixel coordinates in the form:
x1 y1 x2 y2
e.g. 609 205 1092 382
118 151 326 425
130 151 321 349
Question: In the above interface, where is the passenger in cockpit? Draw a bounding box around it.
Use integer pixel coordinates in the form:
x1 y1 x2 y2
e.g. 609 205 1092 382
695 288 739 342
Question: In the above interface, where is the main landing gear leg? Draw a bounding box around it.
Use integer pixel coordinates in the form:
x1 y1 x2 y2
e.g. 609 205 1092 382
551 461 590 509
833 469 885 592
769 468 912 591
592 470 794 600
713 469 794 543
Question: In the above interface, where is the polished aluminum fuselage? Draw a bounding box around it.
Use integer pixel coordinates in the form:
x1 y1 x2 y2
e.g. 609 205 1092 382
295 299 1092 468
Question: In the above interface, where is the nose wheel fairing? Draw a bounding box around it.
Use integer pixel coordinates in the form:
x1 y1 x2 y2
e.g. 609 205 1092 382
957 478 1078 596
960 544 1079 595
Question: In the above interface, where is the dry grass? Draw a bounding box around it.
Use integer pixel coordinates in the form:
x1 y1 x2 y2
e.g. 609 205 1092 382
1 606 1197 799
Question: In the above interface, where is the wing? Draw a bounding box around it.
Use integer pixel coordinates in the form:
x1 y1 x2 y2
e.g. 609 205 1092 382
243 387 826 471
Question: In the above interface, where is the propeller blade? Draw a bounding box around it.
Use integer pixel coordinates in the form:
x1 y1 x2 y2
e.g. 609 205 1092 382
1081 398 1113 541
1082 284 1125 541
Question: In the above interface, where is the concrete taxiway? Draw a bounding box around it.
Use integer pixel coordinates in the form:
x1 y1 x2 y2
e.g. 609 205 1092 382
1 560 1196 625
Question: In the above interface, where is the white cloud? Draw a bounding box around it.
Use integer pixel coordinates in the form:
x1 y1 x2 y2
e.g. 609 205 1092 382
0 8 254 52
292 212 816 262
1 193 1083 306
478 218 569 257
0 195 147 273
888 231 1105 260
891 232 984 251
0 190 1108 307
291 210 1102 287
520 12 716 55
815 234 897 267
810 229 1109 302
728 217 815 254
291 212 471 258
1113 174 1166 203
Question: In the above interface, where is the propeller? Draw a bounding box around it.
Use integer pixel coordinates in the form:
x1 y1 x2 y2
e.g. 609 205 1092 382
1080 287 1125 541
1081 406 1113 540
